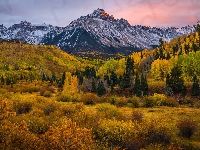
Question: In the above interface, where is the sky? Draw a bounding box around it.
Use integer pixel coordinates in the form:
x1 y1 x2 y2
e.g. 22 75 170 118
0 0 200 28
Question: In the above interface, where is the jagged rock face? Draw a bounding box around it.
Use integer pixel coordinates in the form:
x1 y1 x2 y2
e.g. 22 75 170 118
0 9 195 55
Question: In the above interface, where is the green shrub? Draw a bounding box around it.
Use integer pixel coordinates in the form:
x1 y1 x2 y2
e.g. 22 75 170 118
160 97 179 107
115 97 127 107
109 96 116 105
127 96 140 108
143 96 156 108
43 91 51 97
27 116 49 134
177 118 197 138
93 119 135 148
96 103 120 120
16 100 33 114
57 94 70 102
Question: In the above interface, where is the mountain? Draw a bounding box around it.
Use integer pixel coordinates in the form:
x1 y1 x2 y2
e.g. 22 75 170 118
0 9 196 56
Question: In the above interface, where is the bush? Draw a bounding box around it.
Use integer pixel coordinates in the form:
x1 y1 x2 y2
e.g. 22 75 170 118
131 110 144 122
160 97 179 107
27 116 49 134
93 119 135 148
16 100 33 114
115 97 127 107
96 103 120 119
177 118 197 138
127 96 140 108
40 87 55 96
43 104 56 115
81 92 98 105
57 94 70 102
43 91 51 97
143 96 156 108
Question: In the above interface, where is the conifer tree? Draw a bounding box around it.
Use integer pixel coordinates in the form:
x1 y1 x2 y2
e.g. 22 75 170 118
123 57 134 88
110 71 118 86
97 81 106 96
196 22 200 48
141 74 148 96
133 72 141 97
104 74 110 86
61 72 66 86
169 65 184 94
42 73 46 82
1 75 4 85
91 78 96 93
192 75 200 96
165 74 172 96
118 75 124 89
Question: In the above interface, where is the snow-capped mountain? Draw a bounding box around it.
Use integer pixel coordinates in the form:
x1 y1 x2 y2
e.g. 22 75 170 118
0 9 196 55
0 21 62 44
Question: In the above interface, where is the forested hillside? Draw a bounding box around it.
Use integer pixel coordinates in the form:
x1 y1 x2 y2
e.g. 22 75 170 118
0 24 200 150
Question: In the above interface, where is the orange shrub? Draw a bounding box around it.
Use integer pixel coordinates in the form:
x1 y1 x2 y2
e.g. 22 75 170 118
81 92 98 105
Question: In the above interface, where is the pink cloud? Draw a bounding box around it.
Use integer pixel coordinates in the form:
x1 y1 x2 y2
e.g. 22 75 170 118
106 0 200 27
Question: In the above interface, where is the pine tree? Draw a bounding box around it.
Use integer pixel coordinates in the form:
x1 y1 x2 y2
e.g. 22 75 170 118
61 72 66 86
140 74 148 96
196 22 200 48
42 73 46 82
104 74 110 86
192 75 200 96
1 75 4 85
144 75 148 95
165 74 172 96
110 71 118 86
118 75 124 89
169 65 184 94
123 57 134 88
133 72 141 97
51 73 56 82
97 81 106 96
91 78 96 93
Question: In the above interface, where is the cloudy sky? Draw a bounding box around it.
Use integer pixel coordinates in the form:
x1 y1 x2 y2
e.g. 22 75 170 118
0 0 200 28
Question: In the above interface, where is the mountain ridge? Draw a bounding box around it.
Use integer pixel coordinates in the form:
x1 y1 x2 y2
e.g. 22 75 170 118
0 8 196 56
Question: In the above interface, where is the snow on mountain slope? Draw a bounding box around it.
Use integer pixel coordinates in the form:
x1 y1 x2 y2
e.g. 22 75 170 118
0 9 196 55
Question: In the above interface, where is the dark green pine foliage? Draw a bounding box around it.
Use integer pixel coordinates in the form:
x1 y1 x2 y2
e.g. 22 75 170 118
141 74 148 96
104 74 110 86
165 74 172 96
159 38 164 59
169 65 184 94
134 72 141 97
97 81 106 96
78 73 83 85
84 66 96 79
110 80 114 94
1 75 4 84
61 72 66 86
51 73 57 82
123 57 134 88
110 71 118 86
196 22 200 48
42 73 46 82
192 75 200 96
91 78 96 93
118 75 124 89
